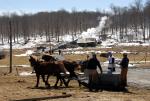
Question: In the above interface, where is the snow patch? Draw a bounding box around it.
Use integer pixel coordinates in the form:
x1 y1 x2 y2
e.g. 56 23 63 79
19 72 35 76
14 50 34 57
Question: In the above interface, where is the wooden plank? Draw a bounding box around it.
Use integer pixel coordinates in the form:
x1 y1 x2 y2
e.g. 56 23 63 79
12 94 72 101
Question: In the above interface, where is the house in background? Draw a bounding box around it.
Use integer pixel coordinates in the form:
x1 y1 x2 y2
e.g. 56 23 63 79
77 38 97 47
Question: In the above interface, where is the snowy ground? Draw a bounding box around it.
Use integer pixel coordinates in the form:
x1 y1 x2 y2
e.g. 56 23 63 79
128 68 150 88
0 16 150 50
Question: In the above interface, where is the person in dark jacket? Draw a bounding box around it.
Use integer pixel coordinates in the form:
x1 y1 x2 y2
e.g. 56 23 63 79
120 53 129 86
87 53 103 91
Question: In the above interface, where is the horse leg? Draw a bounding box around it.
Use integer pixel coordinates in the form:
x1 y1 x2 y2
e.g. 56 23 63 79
55 74 68 87
41 75 46 86
61 76 68 87
77 78 81 87
59 79 63 86
59 74 66 86
35 74 40 87
42 75 50 88
46 74 50 87
74 74 81 87
54 75 60 88
66 72 73 86
66 78 71 86
68 72 81 87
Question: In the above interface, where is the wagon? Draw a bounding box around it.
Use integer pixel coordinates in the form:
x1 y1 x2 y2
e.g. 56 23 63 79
78 71 124 90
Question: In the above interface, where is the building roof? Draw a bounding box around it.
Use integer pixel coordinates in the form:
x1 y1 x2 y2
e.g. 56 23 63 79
77 38 96 44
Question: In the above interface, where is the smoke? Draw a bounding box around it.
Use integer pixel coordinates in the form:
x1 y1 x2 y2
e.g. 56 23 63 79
81 28 97 39
80 16 108 39
96 16 108 32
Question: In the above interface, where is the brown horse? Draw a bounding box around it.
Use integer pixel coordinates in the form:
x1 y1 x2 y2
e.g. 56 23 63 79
42 54 56 62
42 54 81 86
29 55 68 88
62 60 81 86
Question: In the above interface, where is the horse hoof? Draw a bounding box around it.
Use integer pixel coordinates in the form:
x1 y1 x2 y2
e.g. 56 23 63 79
63 83 68 87
34 86 38 88
46 86 51 89
46 84 51 88
79 82 82 87
54 86 58 89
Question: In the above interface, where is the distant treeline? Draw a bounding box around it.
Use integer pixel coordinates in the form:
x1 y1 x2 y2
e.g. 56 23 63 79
0 10 104 44
0 0 150 44
108 0 150 42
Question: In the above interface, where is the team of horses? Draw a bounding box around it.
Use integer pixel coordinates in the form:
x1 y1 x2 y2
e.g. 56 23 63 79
29 55 82 88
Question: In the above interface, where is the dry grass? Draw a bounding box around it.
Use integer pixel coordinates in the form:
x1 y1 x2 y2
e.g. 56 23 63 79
0 46 150 67
0 49 30 65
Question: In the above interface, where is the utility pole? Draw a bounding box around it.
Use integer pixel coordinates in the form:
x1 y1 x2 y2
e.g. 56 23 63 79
9 18 12 73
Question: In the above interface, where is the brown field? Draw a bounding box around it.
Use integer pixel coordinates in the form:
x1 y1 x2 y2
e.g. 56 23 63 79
1 46 150 67
0 67 150 101
0 46 150 101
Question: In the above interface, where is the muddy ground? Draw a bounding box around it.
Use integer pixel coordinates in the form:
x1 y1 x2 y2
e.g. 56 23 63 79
0 47 150 101
0 67 150 101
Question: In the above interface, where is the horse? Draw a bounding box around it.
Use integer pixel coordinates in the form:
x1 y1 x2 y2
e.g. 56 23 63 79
41 54 81 86
29 55 68 88
63 60 81 86
42 54 57 62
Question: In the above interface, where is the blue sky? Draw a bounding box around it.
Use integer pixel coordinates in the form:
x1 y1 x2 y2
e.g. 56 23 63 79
0 0 147 13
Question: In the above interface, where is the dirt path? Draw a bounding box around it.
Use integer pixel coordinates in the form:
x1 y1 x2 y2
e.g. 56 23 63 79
0 67 150 101
128 68 150 88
